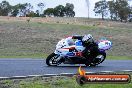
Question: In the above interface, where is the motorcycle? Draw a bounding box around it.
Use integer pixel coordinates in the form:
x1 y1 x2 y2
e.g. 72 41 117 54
46 36 112 66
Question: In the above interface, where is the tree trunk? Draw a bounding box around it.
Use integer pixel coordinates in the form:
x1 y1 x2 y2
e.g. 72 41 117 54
120 18 122 22
110 15 112 20
102 13 104 20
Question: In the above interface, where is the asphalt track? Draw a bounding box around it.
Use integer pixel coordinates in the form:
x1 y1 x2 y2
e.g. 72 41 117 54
0 59 132 77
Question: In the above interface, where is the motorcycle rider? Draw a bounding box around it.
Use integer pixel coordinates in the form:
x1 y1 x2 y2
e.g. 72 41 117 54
65 34 99 64
82 34 99 64
66 34 94 45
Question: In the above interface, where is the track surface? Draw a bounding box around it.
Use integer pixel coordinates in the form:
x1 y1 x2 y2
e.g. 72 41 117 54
0 59 132 77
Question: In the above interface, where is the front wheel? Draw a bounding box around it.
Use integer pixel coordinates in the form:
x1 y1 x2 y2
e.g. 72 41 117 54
46 53 60 66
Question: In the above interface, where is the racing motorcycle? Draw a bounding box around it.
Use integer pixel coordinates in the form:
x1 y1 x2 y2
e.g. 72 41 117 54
46 36 112 66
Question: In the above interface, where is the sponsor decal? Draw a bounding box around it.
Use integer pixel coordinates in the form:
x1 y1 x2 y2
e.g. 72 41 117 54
76 66 131 85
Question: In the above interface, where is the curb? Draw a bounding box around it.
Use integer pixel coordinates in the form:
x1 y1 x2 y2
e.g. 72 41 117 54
0 70 132 80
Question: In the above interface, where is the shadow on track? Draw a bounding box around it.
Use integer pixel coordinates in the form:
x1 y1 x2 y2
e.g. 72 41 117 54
45 65 104 68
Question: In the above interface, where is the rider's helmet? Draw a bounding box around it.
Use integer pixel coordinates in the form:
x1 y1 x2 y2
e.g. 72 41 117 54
82 34 94 44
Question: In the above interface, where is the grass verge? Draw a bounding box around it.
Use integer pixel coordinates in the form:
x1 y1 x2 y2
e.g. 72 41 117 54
0 53 48 59
107 56 132 60
0 20 132 59
0 73 132 88
0 54 131 60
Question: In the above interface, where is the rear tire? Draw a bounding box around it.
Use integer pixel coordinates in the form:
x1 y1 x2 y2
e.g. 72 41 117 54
46 53 59 66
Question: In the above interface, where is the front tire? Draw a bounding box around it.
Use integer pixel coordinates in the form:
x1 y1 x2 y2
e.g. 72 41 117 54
46 53 59 66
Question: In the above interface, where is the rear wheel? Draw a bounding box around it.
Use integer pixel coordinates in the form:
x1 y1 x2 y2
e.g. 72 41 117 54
46 53 60 66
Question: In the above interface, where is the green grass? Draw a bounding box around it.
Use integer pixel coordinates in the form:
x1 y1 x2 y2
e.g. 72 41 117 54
19 81 46 88
0 75 132 88
29 21 98 31
0 54 132 60
0 19 132 59
0 53 48 58
107 56 132 60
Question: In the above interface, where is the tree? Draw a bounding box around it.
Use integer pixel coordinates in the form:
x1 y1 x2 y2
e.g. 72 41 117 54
25 3 33 15
94 0 108 20
65 3 75 17
54 5 65 17
11 3 33 17
17 3 27 16
19 3 33 17
35 10 40 17
43 3 75 17
0 1 11 16
37 2 45 16
114 0 131 22
11 8 19 17
107 0 132 21
108 1 115 20
26 11 35 17
44 8 54 17
11 4 20 17
26 10 41 17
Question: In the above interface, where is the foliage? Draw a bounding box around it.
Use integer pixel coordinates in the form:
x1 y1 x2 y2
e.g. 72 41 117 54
94 0 132 22
114 0 131 22
0 1 75 17
11 3 33 17
65 3 75 17
0 1 11 16
0 76 132 88
26 11 36 17
44 8 54 17
54 5 65 17
0 0 132 21
94 0 108 20
0 1 39 17
37 2 45 16
107 1 116 20
44 3 75 17
35 10 40 17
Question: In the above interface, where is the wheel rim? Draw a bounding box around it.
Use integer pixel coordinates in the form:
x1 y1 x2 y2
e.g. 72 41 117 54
49 55 59 66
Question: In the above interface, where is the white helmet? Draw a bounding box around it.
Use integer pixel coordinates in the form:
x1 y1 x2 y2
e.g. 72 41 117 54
82 34 93 43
